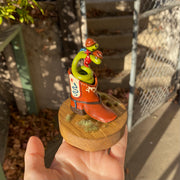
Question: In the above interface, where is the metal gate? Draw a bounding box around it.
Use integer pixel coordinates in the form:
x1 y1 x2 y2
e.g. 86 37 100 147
128 0 180 131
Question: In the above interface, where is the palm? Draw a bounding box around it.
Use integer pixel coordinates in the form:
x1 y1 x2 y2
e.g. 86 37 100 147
24 127 127 180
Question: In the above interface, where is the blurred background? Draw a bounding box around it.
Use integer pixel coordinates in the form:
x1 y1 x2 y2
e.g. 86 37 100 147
0 0 180 179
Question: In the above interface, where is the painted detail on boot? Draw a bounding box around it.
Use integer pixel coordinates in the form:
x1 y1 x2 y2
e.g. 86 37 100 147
69 74 81 98
86 86 97 93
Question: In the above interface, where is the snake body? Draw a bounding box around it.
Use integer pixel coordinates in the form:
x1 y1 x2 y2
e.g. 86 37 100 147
72 51 101 84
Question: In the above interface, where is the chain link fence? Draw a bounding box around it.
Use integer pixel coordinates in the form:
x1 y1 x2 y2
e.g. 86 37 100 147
128 0 180 130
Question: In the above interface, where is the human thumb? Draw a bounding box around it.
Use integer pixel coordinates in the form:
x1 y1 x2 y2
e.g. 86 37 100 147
24 136 46 180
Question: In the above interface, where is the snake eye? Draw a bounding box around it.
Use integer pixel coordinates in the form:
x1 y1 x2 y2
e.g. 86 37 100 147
95 56 98 59
95 44 99 48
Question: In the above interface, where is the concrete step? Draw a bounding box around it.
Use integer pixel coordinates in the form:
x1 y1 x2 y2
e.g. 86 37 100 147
87 16 133 35
86 0 133 15
102 52 127 72
145 54 177 70
91 33 132 49
88 15 148 36
98 52 176 90
123 46 147 70
98 70 130 90
86 0 134 75
122 48 176 89
136 76 173 89
97 54 175 90
136 66 175 89
90 51 131 76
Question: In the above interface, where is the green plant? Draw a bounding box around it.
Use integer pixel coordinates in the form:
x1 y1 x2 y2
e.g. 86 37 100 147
0 0 44 24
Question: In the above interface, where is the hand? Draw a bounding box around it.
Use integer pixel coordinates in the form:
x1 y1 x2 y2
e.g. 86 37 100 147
24 126 128 180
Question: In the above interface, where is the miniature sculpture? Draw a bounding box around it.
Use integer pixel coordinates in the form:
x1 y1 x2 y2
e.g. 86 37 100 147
58 38 127 151
69 38 117 123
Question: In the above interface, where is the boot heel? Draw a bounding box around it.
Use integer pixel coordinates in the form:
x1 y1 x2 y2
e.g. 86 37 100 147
71 106 86 115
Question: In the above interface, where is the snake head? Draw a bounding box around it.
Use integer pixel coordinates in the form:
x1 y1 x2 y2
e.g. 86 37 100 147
91 50 103 65
85 38 99 52
86 43 99 52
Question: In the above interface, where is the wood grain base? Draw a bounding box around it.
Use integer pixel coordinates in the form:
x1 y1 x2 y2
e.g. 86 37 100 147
58 92 127 151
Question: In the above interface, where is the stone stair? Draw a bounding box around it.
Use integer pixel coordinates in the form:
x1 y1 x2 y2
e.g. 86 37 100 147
86 0 175 90
86 0 134 89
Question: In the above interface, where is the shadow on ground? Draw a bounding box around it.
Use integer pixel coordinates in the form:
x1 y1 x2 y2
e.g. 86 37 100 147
126 102 180 180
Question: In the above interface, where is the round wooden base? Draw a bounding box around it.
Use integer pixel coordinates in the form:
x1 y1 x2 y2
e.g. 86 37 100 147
58 92 127 151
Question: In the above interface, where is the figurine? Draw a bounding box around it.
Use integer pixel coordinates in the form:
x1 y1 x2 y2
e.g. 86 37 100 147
68 38 117 123
58 38 127 151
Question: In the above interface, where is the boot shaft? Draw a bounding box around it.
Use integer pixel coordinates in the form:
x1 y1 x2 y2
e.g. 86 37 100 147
68 68 99 102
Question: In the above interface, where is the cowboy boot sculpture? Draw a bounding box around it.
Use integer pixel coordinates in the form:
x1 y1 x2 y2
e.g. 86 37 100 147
58 38 127 151
69 38 117 123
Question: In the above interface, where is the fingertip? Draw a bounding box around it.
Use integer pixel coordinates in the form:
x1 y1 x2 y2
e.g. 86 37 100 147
25 136 45 175
25 136 44 157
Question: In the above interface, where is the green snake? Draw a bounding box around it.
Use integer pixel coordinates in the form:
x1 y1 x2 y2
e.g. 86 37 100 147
72 51 101 84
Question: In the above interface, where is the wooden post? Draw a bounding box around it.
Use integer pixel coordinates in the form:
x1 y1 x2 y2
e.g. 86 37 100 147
0 164 6 180
4 44 27 114
0 99 10 164
0 25 38 114
11 28 38 114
